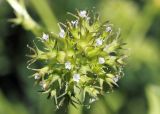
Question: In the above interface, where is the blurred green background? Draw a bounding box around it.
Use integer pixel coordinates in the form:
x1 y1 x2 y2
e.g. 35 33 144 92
0 0 160 114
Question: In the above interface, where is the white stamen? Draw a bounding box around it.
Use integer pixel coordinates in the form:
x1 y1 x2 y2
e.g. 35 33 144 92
73 74 80 82
79 10 87 18
98 57 105 64
59 29 65 38
65 61 71 70
96 38 103 46
42 33 49 40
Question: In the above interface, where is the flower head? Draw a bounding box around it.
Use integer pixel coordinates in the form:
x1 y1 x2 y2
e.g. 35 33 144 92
59 29 65 38
99 57 105 64
73 74 80 82
79 10 87 18
34 73 40 80
106 26 112 32
65 61 71 70
42 33 49 40
95 38 103 46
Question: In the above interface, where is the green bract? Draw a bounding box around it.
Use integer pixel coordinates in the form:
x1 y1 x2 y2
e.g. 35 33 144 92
27 10 127 109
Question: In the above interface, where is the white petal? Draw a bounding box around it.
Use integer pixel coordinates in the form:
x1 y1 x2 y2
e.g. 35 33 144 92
79 10 87 18
59 29 65 38
42 33 49 40
34 73 40 80
65 61 71 70
106 26 112 32
73 74 80 82
96 38 103 46
99 57 105 64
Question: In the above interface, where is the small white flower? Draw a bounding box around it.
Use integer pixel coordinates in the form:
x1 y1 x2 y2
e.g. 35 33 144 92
73 74 80 82
96 38 103 46
79 10 87 18
34 73 40 80
71 20 78 27
106 26 112 32
59 29 65 38
98 57 105 64
65 61 71 70
42 33 49 40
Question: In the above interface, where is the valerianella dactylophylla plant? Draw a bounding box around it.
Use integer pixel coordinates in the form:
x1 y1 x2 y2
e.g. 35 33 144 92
27 10 127 109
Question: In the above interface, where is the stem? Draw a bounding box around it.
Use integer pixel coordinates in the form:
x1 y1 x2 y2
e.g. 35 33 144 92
30 0 59 33
6 0 42 35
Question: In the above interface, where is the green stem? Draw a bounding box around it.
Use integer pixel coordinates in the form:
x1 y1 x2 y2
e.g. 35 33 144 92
30 0 59 33
6 0 42 35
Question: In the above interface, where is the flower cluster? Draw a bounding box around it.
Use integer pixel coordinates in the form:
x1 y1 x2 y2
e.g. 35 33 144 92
27 10 127 109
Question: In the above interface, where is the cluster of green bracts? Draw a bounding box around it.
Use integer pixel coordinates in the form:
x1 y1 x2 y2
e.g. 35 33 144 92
27 10 127 108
